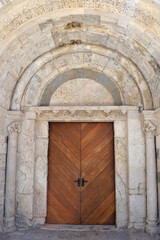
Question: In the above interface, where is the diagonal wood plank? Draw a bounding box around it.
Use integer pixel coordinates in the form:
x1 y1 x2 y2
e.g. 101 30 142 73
81 165 114 216
82 191 115 225
81 168 115 224
81 123 106 149
53 123 81 150
81 123 100 141
81 122 115 225
46 123 81 224
51 124 81 159
81 130 114 166
81 146 114 190
51 133 80 168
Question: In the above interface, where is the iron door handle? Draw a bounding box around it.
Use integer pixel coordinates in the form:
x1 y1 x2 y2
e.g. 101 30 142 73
82 178 88 187
74 178 80 187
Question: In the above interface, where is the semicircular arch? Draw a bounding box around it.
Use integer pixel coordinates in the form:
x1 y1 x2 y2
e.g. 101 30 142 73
11 44 152 110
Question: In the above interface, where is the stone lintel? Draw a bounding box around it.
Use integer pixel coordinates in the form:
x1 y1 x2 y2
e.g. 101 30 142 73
22 106 138 122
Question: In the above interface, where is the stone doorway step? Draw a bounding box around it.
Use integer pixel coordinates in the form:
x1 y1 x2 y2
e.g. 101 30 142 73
42 224 117 232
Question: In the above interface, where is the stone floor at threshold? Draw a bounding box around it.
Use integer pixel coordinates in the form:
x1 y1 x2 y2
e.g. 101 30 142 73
0 225 159 240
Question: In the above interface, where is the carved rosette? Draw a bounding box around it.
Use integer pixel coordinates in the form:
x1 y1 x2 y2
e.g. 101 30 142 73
144 120 156 137
8 122 21 136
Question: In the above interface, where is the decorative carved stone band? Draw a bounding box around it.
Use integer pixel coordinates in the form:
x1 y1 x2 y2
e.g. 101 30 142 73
5 122 21 229
24 106 131 122
144 120 158 234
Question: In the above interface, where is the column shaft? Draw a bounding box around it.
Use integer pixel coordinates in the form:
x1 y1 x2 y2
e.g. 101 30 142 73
5 122 20 228
146 137 157 222
144 120 158 234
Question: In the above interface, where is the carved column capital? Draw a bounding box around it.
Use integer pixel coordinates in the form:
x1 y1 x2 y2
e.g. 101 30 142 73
144 120 156 137
8 121 21 136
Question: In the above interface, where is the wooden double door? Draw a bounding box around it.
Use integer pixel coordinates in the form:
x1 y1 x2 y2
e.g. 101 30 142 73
46 122 115 225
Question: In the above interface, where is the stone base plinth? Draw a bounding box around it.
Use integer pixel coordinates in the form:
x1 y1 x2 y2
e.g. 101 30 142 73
4 217 16 232
146 220 158 235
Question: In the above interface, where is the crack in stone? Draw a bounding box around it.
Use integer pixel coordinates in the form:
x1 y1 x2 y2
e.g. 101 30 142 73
116 171 126 187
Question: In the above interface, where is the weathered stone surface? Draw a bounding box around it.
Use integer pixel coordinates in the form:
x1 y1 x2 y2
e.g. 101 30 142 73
34 121 48 223
49 78 114 106
0 107 7 231
16 119 35 223
0 18 157 109
34 144 48 219
0 0 160 233
10 46 152 110
0 227 159 240
0 0 160 40
40 68 122 106
129 195 146 224
127 111 146 229
114 121 128 228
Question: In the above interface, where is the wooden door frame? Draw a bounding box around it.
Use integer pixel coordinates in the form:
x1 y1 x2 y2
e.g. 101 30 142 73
23 106 138 228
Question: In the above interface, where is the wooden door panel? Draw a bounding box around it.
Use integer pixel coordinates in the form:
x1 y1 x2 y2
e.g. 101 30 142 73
52 124 80 160
81 164 114 215
46 123 81 224
81 149 114 191
81 123 105 149
81 122 115 225
82 191 115 225
81 127 114 166
51 134 80 169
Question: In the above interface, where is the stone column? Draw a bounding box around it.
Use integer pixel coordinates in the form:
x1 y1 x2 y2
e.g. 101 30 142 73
114 120 128 228
5 122 21 229
0 107 7 232
144 120 158 234
16 112 36 227
33 121 48 225
127 110 146 230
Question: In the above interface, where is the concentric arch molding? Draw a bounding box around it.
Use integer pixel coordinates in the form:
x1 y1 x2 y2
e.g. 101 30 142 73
11 44 152 110
0 0 160 39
